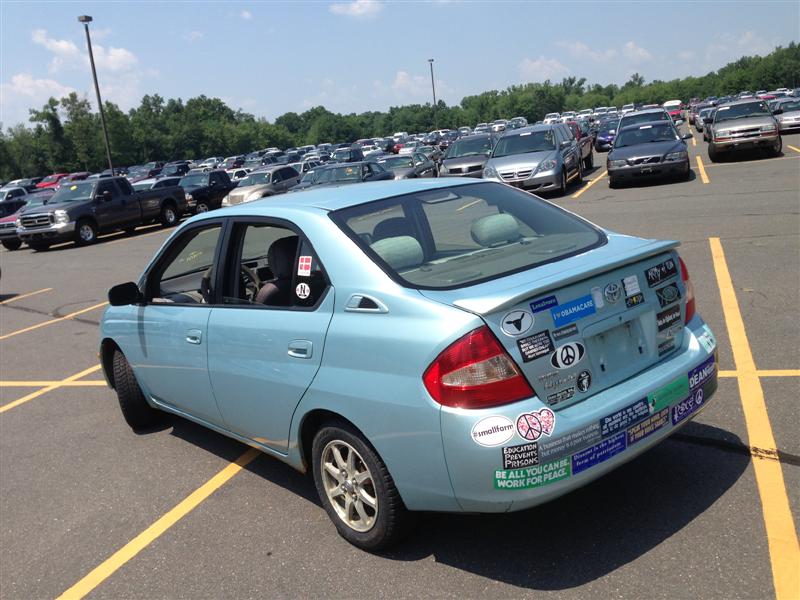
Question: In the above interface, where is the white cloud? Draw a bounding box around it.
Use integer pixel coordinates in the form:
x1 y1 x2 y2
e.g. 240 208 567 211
183 30 204 42
557 41 617 63
91 28 112 40
329 0 382 18
31 29 138 74
91 45 138 73
240 9 252 20
518 56 570 81
678 50 696 61
32 29 81 73
622 41 653 63
0 73 75 125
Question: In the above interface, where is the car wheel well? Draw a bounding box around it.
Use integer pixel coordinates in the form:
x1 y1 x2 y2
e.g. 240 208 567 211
100 338 121 389
77 215 98 229
300 409 360 472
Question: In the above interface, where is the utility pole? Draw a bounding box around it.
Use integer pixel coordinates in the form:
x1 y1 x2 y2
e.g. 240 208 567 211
78 15 114 175
428 58 437 130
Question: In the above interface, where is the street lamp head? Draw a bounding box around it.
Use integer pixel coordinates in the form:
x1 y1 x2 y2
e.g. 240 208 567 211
428 58 434 63
77 15 93 23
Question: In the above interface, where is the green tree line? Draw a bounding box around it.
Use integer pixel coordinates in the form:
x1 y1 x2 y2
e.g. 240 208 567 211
1 43 798 180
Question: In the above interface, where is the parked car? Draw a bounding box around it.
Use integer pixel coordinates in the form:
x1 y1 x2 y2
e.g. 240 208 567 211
0 186 30 213
376 153 438 179
618 108 671 132
0 191 55 250
439 133 496 178
16 176 186 250
331 146 365 163
543 113 561 124
594 121 617 152
483 123 582 195
298 161 393 189
398 141 422 155
160 162 191 177
490 119 508 133
199 156 224 169
60 172 91 186
179 170 236 214
706 99 781 162
416 145 443 163
457 126 473 137
101 178 717 551
36 173 69 189
222 156 245 170
131 177 183 191
701 109 717 141
663 100 683 122
221 166 301 206
606 121 691 187
772 98 800 132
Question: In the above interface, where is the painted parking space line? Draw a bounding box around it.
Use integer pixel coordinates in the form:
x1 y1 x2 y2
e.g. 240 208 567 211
0 301 107 341
0 365 102 414
0 380 107 387
457 199 482 212
57 447 260 600
786 144 800 154
695 156 710 184
0 288 53 305
572 169 607 199
716 370 799 378
710 237 800 600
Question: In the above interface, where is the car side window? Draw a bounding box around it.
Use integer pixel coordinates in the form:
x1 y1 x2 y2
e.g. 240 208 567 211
147 225 223 304
96 180 116 197
272 170 284 183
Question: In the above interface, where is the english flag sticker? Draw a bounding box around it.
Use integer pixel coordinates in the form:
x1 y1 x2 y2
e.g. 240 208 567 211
298 256 312 277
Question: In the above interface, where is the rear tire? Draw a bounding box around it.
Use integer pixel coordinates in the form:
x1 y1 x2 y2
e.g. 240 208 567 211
312 420 411 551
2 239 22 251
112 349 160 430
608 176 618 189
195 201 210 214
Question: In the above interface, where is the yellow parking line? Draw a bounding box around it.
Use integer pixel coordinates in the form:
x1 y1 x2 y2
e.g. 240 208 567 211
710 237 800 600
57 447 260 600
571 169 607 199
0 301 107 341
718 370 800 378
695 156 709 184
0 380 107 387
0 288 53 305
0 365 102 414
786 145 800 154
457 199 482 212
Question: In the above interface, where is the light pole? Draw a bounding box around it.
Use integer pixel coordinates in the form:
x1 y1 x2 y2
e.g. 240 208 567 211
78 15 114 176
428 58 437 130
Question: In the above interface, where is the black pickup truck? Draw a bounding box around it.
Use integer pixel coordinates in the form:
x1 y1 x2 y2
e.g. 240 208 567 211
179 170 236 214
16 176 187 251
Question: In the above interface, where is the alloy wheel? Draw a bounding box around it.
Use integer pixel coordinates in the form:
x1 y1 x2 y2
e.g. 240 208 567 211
320 440 378 532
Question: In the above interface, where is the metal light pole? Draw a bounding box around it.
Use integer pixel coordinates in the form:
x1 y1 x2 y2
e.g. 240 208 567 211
428 58 437 130
78 15 114 176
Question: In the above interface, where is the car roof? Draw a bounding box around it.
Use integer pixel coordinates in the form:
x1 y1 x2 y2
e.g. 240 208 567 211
618 120 674 133
623 108 667 117
506 123 559 135
723 98 769 107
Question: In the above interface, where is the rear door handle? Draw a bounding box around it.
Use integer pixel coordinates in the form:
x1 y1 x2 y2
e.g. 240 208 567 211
186 329 202 345
288 340 312 359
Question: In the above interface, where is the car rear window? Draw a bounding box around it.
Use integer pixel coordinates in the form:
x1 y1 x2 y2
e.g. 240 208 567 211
331 182 604 290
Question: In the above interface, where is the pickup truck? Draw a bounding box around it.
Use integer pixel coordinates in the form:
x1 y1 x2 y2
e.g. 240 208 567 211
16 176 187 251
178 170 236 213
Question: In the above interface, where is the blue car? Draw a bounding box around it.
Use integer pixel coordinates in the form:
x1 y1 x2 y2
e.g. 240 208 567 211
100 179 718 550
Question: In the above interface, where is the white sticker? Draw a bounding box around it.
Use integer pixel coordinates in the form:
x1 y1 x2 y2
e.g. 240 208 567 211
591 286 605 309
698 324 717 353
295 283 310 299
298 255 312 277
471 415 515 447
623 275 641 297
501 310 534 337
639 125 653 129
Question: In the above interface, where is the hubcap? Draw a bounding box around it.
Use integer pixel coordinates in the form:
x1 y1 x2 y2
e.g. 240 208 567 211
197 203 209 213
320 440 377 532
165 208 176 222
80 225 94 241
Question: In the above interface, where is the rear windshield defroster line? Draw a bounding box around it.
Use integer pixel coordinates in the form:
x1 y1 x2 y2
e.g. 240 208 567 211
330 181 607 291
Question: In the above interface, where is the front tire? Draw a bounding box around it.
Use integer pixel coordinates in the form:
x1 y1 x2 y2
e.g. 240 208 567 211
160 202 179 227
555 168 568 196
312 421 410 551
195 201 210 214
708 144 719 163
75 219 98 245
2 239 22 251
767 136 782 157
112 349 160 430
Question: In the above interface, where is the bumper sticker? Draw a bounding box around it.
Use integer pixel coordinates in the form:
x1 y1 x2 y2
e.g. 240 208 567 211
539 422 602 461
628 408 670 445
494 457 571 490
648 375 689 413
645 258 678 287
697 324 717 353
600 399 650 437
471 415 515 447
530 295 558 314
572 432 627 475
516 330 553 362
516 408 556 441
501 442 539 469
550 295 596 328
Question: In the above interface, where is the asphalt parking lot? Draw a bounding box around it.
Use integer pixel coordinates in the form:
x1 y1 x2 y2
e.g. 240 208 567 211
1 127 798 599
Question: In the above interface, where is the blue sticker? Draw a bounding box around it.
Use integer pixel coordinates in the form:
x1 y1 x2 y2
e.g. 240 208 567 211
672 388 706 425
599 399 650 437
688 354 716 390
627 408 670 445
572 432 627 475
550 294 596 327
530 295 558 314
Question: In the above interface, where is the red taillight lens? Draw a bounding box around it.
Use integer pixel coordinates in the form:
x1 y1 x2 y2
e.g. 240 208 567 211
679 256 696 323
423 326 534 409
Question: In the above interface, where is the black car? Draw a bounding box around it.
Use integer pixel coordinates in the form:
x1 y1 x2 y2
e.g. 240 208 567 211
295 161 392 190
376 153 438 179
178 170 236 213
607 121 691 187
438 131 459 150
330 146 365 163
160 162 191 177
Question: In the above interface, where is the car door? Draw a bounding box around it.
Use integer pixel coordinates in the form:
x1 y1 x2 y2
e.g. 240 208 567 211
206 220 333 452
121 221 227 424
92 179 129 229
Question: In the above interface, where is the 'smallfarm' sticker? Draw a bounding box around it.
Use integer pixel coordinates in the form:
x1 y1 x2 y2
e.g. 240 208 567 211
471 415 515 447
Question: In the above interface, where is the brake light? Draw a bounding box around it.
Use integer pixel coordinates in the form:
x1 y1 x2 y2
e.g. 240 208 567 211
423 326 534 409
679 256 696 323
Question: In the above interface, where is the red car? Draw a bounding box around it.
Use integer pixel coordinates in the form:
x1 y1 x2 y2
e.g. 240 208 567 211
36 173 69 189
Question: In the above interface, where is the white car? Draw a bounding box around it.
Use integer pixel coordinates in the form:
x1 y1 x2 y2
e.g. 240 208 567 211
199 156 223 169
543 113 561 124
490 120 508 133
227 168 251 181
621 103 635 114
392 131 409 142
560 111 576 122
593 107 608 116
399 141 420 155
360 145 383 158
577 109 593 119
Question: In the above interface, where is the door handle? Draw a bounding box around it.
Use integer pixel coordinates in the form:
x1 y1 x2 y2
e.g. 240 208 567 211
288 340 312 359
186 329 202 345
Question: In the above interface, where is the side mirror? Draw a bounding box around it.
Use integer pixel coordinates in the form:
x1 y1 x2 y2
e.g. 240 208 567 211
108 282 143 306
96 190 112 202
560 140 571 148
772 108 783 115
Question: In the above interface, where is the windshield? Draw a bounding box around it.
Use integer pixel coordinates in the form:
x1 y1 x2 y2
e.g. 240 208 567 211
715 101 770 122
445 137 493 159
316 165 362 183
599 123 617 134
180 174 209 187
492 130 555 158
25 194 50 208
614 123 678 148
162 166 181 176
620 111 669 129
240 172 271 186
332 149 351 160
379 156 414 169
41 175 59 183
49 182 95 203
132 181 154 191
331 181 603 289
779 100 800 111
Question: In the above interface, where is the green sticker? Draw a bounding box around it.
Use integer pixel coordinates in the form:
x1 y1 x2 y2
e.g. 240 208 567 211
648 375 689 412
494 457 571 490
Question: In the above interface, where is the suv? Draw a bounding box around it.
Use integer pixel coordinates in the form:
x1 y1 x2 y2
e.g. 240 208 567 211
483 123 582 195
706 99 781 161
179 170 236 213
331 146 365 163
222 166 301 206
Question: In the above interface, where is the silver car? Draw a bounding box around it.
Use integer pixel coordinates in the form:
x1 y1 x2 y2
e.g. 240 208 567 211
707 99 781 162
483 123 582 195
221 166 300 206
440 133 496 178
773 98 800 132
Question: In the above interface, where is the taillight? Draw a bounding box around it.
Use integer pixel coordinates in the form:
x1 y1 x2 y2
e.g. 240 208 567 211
679 256 696 323
423 326 534 409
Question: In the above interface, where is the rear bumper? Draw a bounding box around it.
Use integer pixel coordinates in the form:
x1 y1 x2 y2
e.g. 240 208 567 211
608 160 689 181
440 316 718 512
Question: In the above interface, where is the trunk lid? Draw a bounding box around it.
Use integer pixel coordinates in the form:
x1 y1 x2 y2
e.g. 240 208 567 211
419 234 685 409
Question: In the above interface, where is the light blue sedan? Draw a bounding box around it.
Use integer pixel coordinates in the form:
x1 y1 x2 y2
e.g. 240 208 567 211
100 179 718 550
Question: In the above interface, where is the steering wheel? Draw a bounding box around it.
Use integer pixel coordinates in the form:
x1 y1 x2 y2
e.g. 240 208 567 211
240 265 262 300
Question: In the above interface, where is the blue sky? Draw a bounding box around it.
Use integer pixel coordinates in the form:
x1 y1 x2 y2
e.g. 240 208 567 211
1 0 798 127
